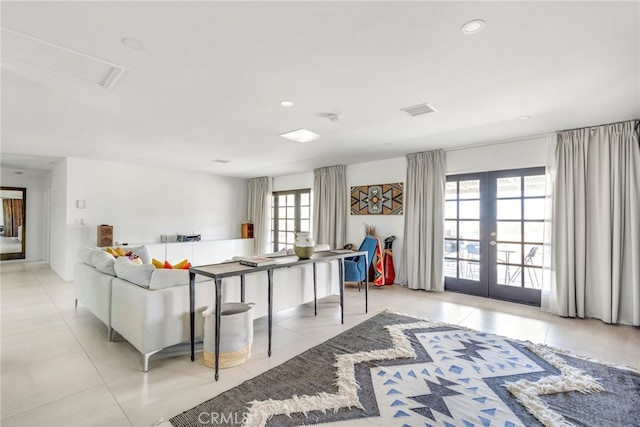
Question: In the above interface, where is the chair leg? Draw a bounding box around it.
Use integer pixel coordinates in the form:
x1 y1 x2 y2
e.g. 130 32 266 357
358 280 362 292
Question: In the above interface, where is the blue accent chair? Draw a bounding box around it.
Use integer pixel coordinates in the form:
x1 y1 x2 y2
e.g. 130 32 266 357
344 236 378 291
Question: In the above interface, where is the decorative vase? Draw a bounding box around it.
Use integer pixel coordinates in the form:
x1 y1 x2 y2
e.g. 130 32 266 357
293 232 315 259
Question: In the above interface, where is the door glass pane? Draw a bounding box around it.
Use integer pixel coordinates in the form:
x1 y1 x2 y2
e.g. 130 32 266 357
459 180 480 199
446 182 458 200
445 201 457 219
444 220 458 238
497 199 521 220
286 207 294 218
300 206 310 219
524 267 541 288
278 194 287 205
524 222 544 243
497 177 521 198
300 219 310 232
524 175 546 197
459 221 480 240
444 239 458 257
301 193 310 205
444 259 457 278
459 200 479 219
524 199 545 220
497 221 521 242
461 240 480 260
497 243 521 265
524 244 542 267
286 219 294 230
459 261 479 281
497 264 517 286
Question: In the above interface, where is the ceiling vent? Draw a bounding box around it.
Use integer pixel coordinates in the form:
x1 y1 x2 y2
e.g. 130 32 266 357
1 27 124 90
401 103 438 117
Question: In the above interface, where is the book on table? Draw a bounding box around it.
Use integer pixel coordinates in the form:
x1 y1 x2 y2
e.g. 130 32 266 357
238 257 276 267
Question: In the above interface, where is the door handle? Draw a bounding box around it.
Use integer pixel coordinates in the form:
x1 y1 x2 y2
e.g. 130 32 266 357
490 231 497 237
490 241 497 246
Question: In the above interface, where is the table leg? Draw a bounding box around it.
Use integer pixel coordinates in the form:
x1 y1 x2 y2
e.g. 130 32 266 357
364 253 369 313
240 274 245 303
189 271 195 362
313 262 317 316
267 269 273 357
338 258 344 324
214 278 221 381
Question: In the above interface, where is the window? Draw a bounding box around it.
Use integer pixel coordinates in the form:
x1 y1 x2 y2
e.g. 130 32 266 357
271 189 311 252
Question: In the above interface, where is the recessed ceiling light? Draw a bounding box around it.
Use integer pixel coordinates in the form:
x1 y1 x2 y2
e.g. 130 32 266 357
280 100 294 108
121 37 146 51
461 19 485 35
280 128 320 143
519 116 530 120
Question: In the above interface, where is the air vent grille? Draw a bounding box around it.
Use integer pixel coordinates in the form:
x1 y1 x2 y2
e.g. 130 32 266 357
401 103 438 117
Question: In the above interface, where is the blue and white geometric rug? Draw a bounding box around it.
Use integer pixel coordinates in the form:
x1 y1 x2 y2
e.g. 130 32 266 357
171 310 640 427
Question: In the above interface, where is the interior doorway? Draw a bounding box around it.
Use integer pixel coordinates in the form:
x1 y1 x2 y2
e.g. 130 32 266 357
1 187 27 260
443 168 545 306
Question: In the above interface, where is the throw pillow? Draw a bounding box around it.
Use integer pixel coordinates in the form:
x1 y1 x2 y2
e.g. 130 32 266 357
91 250 117 276
78 247 95 266
152 258 164 269
113 256 154 288
172 259 189 269
163 260 173 269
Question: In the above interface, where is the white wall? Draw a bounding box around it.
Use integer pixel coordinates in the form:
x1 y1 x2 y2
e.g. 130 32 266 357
51 157 247 281
0 166 47 262
346 157 407 283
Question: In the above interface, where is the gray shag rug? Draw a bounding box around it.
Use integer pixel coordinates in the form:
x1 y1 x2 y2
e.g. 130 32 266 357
170 311 640 427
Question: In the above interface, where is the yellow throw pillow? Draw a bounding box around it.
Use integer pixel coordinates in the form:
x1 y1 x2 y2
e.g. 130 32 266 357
105 247 118 256
173 259 189 269
152 258 164 269
114 247 127 257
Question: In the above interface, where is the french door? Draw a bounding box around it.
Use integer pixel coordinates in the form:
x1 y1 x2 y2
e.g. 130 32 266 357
444 167 545 306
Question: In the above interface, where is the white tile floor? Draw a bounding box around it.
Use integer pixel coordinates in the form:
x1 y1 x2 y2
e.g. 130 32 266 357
1 261 638 426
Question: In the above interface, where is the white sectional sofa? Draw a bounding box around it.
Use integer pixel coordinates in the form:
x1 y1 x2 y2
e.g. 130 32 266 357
73 242 341 371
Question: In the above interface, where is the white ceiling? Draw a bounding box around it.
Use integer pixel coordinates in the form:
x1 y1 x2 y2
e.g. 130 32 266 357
1 1 639 178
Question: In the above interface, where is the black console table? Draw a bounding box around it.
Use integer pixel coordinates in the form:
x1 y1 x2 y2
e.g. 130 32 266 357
188 249 368 380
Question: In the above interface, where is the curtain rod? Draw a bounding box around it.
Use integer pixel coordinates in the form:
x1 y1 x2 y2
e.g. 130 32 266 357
558 118 639 133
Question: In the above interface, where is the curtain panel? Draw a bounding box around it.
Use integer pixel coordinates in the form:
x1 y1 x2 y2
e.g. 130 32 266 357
551 120 640 325
404 150 446 291
247 177 272 255
313 165 346 249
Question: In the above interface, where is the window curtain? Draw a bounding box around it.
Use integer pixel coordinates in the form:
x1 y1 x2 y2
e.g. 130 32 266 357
550 120 640 325
247 177 272 255
404 150 446 291
313 165 346 249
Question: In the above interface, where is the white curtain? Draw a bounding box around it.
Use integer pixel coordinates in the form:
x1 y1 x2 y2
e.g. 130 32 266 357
404 150 446 291
551 120 640 325
313 165 346 249
247 177 272 255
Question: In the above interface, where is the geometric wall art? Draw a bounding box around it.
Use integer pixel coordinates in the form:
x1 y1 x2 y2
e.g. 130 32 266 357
350 182 403 215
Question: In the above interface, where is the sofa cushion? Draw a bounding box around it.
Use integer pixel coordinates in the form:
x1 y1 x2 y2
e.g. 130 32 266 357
114 256 155 288
91 250 117 276
149 269 190 290
79 247 95 266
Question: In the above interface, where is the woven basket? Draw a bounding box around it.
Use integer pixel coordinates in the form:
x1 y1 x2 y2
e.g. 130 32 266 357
202 302 254 369
203 344 251 369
